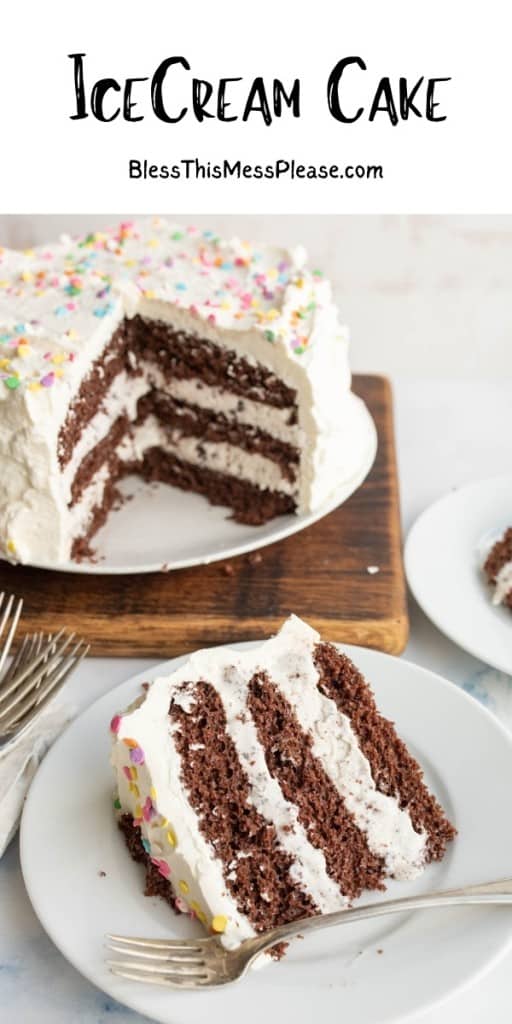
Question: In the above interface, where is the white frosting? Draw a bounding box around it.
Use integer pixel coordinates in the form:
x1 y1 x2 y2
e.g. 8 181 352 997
492 560 512 606
111 616 429 949
113 700 255 950
0 219 373 564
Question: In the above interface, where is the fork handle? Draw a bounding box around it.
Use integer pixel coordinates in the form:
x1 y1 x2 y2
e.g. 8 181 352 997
244 878 512 962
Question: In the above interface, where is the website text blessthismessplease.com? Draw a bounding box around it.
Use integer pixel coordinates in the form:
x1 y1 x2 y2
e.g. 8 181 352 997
128 158 384 181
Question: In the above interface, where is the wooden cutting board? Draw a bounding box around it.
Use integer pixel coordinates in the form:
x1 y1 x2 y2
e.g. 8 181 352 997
0 375 408 657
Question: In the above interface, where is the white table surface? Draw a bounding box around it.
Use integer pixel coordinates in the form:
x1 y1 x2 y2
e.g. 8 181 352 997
1 377 510 1024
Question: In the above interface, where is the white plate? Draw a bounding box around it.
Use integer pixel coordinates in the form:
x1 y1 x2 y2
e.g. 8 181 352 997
405 475 512 675
20 643 512 1024
13 402 377 576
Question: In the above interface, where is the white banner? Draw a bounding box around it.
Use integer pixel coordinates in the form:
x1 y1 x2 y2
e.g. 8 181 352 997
0 0 510 212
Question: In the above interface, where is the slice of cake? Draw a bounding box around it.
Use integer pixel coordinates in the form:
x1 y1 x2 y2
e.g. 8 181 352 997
0 219 374 565
484 528 512 609
110 616 455 951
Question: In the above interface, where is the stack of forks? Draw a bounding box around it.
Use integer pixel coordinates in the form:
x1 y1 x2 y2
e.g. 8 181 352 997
0 591 89 856
0 591 89 751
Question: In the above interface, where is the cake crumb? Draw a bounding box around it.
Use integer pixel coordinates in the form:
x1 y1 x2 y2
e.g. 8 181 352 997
98 870 106 877
366 565 380 575
248 551 263 567
376 948 384 955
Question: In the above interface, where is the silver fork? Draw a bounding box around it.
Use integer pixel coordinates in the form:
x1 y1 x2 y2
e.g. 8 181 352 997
0 628 90 750
0 592 24 677
106 878 512 989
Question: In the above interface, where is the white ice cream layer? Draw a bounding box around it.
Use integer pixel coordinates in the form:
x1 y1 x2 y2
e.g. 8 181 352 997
116 416 297 497
492 560 512 605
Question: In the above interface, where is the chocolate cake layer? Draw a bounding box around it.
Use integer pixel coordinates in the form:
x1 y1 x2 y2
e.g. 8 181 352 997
118 813 179 910
313 643 457 860
123 449 296 525
247 672 385 899
134 316 297 409
169 681 317 932
58 315 298 468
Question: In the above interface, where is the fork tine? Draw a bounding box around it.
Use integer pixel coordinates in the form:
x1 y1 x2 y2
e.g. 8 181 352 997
34 632 53 686
106 934 207 952
0 638 59 718
0 593 14 640
4 627 67 693
109 965 210 987
0 631 72 712
0 640 88 734
107 958 208 978
105 931 227 990
106 942 206 963
0 633 31 689
34 641 89 706
7 632 39 689
0 595 23 676
32 633 45 689
20 644 90 726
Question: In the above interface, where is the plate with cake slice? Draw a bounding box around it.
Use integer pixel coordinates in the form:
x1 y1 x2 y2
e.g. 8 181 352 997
0 218 376 574
405 475 512 676
20 617 512 1024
